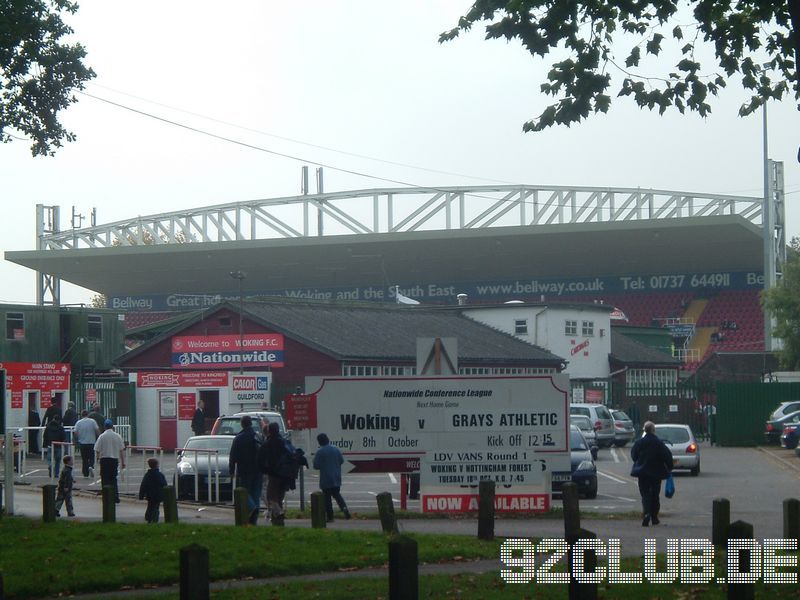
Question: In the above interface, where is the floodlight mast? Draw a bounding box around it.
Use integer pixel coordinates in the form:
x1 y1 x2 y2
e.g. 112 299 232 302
229 270 247 374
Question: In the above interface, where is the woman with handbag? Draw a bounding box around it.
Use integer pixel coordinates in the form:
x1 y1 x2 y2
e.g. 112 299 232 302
630 421 673 527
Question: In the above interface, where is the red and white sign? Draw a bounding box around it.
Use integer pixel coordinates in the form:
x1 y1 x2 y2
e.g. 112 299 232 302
85 388 97 404
11 390 23 409
136 372 229 388
178 393 197 420
584 388 604 403
422 493 550 513
171 334 284 369
1 362 71 395
285 394 318 430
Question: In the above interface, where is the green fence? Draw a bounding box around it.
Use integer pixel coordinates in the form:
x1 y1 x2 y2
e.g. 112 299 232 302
715 382 800 446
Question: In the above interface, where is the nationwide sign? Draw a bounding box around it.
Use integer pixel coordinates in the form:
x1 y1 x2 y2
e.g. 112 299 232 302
171 334 285 369
303 376 571 477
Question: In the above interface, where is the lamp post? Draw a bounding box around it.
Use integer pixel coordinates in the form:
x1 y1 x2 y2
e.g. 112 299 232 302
229 270 247 373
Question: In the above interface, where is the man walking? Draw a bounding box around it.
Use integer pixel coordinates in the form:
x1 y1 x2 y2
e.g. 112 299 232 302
88 404 105 432
630 421 673 526
95 419 126 503
259 421 292 526
228 415 262 525
313 433 351 522
74 410 100 477
191 399 206 437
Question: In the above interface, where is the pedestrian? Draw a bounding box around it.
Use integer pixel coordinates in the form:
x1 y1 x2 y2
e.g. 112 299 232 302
42 398 61 427
138 457 168 523
94 419 126 503
258 421 291 526
191 399 206 437
43 413 65 478
62 401 78 443
74 409 100 477
228 415 262 525
630 421 673 527
88 404 105 432
313 433 351 522
28 407 41 455
54 455 76 517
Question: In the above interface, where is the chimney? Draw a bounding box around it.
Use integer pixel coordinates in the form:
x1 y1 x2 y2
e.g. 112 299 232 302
457 293 468 306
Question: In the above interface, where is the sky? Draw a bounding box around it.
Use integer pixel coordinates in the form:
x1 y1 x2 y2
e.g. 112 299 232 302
1 0 798 306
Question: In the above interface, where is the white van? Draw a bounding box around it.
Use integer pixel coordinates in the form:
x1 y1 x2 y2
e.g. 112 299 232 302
569 403 615 448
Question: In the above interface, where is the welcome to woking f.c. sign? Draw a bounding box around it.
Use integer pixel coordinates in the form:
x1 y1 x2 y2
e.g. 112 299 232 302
171 334 285 369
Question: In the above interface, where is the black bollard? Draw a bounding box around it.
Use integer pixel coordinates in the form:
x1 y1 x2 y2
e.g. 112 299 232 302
568 527 598 600
727 520 755 600
102 485 116 523
163 486 179 523
712 498 731 548
377 491 398 534
562 482 581 538
180 544 209 600
477 480 495 540
233 487 249 526
783 498 799 543
310 491 326 528
42 484 57 523
388 535 418 600
0 482 3 519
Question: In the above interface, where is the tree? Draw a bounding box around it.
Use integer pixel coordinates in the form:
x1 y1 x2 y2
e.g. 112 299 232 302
441 1 799 132
1 0 95 156
763 237 800 369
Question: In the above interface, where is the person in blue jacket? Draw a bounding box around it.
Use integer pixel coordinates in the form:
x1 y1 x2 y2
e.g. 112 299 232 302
630 421 673 527
313 433 351 522
138 457 168 523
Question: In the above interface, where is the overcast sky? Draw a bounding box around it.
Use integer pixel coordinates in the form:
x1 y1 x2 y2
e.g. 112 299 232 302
2 1 798 306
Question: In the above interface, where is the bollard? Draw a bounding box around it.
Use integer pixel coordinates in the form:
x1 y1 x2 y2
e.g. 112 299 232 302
310 491 326 528
0 482 3 518
299 467 305 512
726 520 755 600
562 482 581 538
376 491 399 534
233 487 249 526
163 486 179 523
180 543 209 600
712 498 731 548
102 485 116 523
568 527 598 600
783 498 800 543
42 484 57 523
388 535 418 600
477 480 495 540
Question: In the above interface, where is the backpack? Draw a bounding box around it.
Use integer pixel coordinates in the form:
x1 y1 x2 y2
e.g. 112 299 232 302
274 441 306 490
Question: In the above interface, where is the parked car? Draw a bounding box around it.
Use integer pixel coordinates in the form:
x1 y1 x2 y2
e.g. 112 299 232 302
764 410 800 445
210 411 289 440
610 410 635 447
780 420 800 450
176 435 235 501
570 415 599 459
552 425 598 499
654 424 700 476
569 403 615 448
769 401 800 421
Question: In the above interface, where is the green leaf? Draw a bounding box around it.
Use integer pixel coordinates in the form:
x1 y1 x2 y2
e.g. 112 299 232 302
625 46 641 68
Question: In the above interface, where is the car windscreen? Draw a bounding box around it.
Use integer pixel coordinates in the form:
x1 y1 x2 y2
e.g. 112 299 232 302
570 430 588 451
612 411 630 421
184 438 233 452
596 406 612 420
570 407 590 418
656 427 690 444
570 416 593 431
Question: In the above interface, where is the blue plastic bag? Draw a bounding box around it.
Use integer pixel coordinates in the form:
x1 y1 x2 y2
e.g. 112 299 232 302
664 474 675 499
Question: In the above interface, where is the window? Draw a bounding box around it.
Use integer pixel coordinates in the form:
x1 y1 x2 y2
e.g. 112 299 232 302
626 368 678 395
382 366 416 376
341 365 380 377
218 316 232 329
459 367 555 375
6 312 24 340
514 319 528 335
581 320 594 337
88 315 103 341
565 320 577 336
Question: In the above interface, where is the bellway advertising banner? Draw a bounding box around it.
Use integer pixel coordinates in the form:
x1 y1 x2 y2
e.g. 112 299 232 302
171 334 284 369
108 270 765 311
302 375 571 477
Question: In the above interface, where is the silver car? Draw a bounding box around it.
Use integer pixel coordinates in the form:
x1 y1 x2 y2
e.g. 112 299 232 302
611 410 635 447
570 415 599 459
570 403 615 448
654 424 700 476
176 435 235 500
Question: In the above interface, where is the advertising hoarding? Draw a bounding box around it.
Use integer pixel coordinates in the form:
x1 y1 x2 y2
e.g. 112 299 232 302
170 334 284 369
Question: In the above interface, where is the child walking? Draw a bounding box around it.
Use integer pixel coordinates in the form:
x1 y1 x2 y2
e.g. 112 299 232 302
55 455 75 517
139 457 168 523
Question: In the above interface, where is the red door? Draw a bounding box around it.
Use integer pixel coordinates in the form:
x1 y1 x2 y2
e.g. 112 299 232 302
159 390 178 450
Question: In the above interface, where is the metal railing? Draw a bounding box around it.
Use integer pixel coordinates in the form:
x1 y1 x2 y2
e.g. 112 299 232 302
175 448 223 503
123 445 164 494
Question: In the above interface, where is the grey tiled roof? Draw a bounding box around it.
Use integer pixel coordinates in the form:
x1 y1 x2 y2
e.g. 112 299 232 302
241 300 564 365
610 330 680 366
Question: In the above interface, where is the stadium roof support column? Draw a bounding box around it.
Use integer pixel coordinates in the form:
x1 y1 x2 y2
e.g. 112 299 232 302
763 159 786 352
35 204 61 306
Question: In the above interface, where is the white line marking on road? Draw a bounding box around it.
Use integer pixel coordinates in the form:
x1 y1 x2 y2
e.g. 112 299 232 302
23 469 43 477
610 448 620 463
599 494 636 503
597 470 628 484
389 473 397 484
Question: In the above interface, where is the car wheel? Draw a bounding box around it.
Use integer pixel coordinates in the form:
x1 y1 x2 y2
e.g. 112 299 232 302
584 484 598 499
690 464 700 476
786 438 799 450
